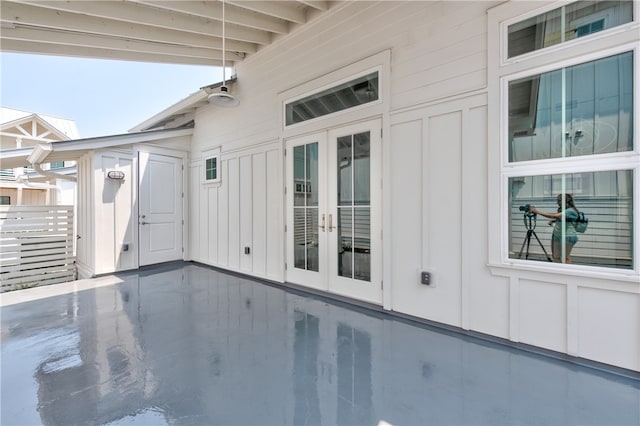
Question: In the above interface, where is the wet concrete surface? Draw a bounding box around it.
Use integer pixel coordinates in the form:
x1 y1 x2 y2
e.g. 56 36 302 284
1 262 639 425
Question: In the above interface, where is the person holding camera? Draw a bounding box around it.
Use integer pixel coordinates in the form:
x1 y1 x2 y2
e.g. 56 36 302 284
530 194 580 264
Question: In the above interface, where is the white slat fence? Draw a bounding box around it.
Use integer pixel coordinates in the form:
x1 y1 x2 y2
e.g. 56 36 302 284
1 206 75 292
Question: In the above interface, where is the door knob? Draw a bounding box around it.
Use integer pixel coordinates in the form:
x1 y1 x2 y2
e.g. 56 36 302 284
320 214 326 232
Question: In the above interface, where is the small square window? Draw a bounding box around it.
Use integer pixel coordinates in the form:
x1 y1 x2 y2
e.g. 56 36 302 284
0 196 10 205
204 156 220 183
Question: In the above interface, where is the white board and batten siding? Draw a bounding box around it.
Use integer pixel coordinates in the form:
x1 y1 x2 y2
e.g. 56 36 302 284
188 1 639 371
189 142 282 281
0 205 75 291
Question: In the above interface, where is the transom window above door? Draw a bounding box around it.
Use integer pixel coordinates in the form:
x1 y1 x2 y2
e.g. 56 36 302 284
285 72 379 126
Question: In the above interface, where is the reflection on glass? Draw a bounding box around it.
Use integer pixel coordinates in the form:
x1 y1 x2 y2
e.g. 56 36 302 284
336 131 372 282
307 143 319 207
337 323 372 426
294 311 321 425
353 133 371 205
338 135 353 206
508 170 633 269
507 1 633 58
338 208 353 279
306 209 319 272
286 72 379 126
509 52 633 162
293 143 319 272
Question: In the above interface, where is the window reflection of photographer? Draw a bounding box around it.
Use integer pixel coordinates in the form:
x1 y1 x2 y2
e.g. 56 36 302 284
530 194 580 264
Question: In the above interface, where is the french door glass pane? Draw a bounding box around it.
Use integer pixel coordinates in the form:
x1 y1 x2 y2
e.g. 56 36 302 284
337 136 353 206
338 208 353 279
336 131 372 281
293 143 319 272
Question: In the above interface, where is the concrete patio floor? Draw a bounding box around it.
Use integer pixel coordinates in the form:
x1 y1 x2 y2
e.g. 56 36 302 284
1 262 639 426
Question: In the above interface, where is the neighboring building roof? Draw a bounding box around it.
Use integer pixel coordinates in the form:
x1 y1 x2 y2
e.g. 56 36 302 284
2 126 193 169
1 107 79 139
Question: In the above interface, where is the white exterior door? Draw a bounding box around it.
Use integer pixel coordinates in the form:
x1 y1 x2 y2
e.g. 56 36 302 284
286 119 382 304
138 151 183 266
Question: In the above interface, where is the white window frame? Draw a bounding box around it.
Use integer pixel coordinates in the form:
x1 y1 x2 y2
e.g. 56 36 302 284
488 0 640 280
202 147 221 185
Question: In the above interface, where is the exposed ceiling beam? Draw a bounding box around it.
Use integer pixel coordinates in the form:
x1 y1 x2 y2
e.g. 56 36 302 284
0 0 334 66
228 1 307 24
1 27 235 62
135 0 290 34
0 39 220 66
1 1 267 48
298 1 329 12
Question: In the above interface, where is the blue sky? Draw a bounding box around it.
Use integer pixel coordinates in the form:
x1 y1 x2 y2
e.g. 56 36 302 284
1 53 222 138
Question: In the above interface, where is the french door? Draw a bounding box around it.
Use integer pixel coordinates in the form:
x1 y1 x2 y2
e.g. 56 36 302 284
286 119 382 304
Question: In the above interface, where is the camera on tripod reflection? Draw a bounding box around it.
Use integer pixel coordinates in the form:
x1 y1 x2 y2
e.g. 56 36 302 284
519 204 535 216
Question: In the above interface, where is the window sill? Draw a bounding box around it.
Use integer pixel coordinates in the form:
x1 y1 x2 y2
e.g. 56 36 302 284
488 261 640 289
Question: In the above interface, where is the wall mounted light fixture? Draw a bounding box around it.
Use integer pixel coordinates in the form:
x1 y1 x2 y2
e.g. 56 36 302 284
107 170 125 180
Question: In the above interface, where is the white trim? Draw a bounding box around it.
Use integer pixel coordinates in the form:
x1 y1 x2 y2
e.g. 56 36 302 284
202 146 222 185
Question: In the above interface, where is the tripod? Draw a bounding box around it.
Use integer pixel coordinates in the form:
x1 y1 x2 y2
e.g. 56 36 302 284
518 212 552 262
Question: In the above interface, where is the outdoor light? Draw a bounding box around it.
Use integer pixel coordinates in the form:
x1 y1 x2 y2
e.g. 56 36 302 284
107 170 125 180
208 0 239 107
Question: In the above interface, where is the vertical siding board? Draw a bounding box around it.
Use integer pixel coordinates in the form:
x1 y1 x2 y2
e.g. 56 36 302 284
240 155 253 272
265 149 282 279
189 165 201 261
389 120 423 315
228 158 240 268
208 186 219 264
425 111 462 325
252 152 267 276
218 159 229 267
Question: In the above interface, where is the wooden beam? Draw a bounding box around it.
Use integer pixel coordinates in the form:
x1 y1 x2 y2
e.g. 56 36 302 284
1 1 266 48
297 1 329 12
0 39 222 66
135 0 290 34
228 1 307 24
1 27 247 63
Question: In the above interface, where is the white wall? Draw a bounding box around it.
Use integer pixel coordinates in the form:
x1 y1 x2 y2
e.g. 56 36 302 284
189 141 283 282
187 1 639 371
93 149 137 275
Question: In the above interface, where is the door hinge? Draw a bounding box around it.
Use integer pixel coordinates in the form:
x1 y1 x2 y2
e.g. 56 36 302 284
182 220 184 225
380 128 383 138
284 148 287 157
381 280 383 289
285 263 288 270
182 192 184 198
284 224 287 232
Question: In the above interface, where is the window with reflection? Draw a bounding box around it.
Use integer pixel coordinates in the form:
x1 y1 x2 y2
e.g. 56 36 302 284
508 51 633 162
293 143 319 272
337 132 371 281
286 72 379 126
509 170 633 269
507 1 632 58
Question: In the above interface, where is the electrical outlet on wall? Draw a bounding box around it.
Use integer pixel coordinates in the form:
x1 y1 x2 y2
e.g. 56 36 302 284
418 268 435 287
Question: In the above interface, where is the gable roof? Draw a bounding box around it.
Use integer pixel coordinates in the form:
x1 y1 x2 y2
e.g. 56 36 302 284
1 107 79 140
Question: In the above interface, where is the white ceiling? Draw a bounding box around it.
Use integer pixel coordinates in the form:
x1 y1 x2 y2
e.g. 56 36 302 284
0 0 333 66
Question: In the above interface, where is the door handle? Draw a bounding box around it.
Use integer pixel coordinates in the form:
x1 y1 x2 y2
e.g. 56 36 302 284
140 221 148 225
320 214 326 232
328 214 336 232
